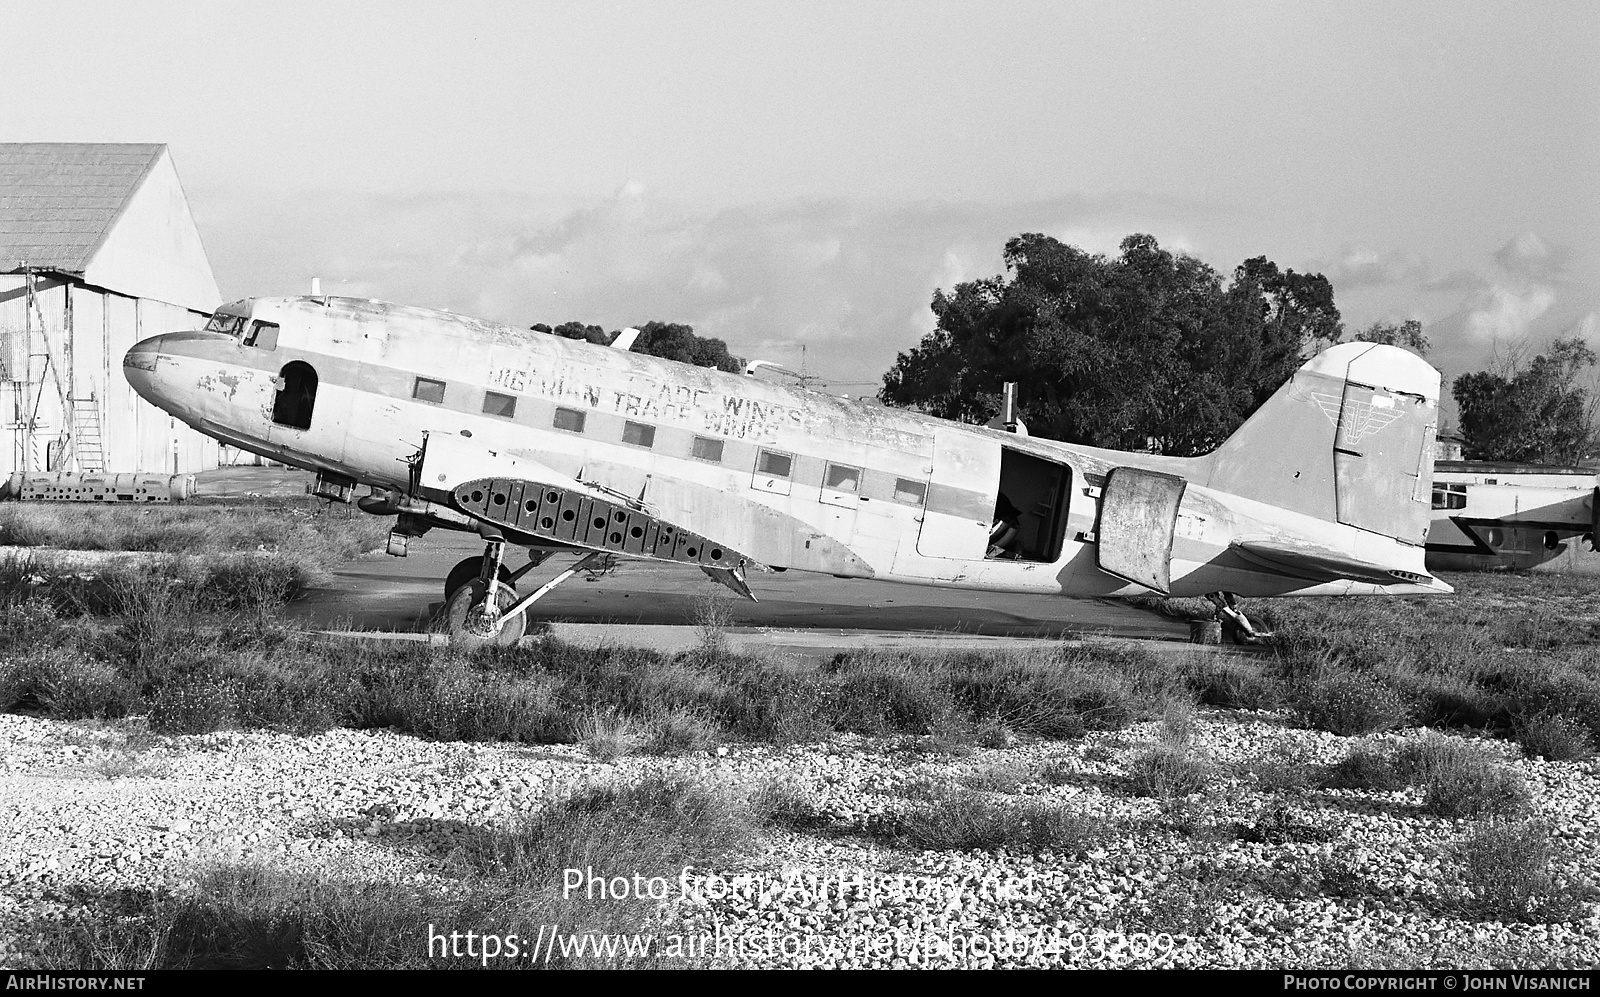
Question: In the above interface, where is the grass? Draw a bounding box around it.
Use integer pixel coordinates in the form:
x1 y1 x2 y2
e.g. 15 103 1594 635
1126 744 1212 798
0 498 389 566
1514 712 1595 761
866 787 1103 853
1321 734 1530 818
28 773 755 969
1450 818 1596 924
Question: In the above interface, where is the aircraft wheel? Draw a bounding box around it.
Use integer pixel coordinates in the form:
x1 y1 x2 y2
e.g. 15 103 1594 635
445 579 526 650
445 556 514 602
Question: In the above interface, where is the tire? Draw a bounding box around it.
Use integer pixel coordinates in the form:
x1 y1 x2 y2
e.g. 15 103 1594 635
444 579 526 650
445 556 514 602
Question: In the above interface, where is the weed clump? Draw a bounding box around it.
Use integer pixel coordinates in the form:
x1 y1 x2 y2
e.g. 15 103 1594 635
0 650 138 720
870 789 1101 854
1295 673 1410 736
1513 713 1594 762
1451 819 1595 924
1322 735 1529 818
751 779 832 831
1126 744 1212 798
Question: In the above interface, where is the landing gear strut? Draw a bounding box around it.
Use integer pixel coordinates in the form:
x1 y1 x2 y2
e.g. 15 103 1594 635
1206 592 1272 645
444 549 554 602
444 543 603 649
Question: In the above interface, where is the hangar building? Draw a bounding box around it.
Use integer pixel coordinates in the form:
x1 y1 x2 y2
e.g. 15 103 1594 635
0 142 222 475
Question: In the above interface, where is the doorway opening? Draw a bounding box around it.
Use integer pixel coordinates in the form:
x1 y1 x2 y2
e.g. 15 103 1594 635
989 449 1072 562
272 361 318 430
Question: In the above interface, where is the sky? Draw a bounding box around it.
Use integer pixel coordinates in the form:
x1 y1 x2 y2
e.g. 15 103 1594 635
3 1 1596 417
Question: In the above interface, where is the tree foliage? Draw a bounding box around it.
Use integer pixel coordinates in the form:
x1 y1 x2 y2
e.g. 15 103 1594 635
631 321 744 373
530 321 611 345
880 233 1343 455
1352 318 1430 355
530 320 744 373
1452 338 1598 465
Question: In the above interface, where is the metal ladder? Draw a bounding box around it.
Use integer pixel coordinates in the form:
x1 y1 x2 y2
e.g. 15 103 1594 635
69 394 105 472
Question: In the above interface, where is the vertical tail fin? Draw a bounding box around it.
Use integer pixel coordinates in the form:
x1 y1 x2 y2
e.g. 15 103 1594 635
1202 342 1439 546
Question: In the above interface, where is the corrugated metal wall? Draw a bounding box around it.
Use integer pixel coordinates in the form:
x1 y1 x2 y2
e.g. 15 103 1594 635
0 273 219 474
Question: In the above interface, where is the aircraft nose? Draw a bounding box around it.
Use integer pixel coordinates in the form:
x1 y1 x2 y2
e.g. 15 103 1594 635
122 334 169 401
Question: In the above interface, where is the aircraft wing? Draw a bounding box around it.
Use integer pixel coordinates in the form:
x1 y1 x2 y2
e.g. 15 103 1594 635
1229 536 1452 592
418 432 763 583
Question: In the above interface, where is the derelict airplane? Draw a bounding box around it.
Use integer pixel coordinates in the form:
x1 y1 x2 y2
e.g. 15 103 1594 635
123 296 1450 647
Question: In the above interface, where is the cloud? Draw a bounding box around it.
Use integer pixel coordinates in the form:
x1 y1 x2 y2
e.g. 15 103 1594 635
1494 231 1568 281
1459 283 1557 342
1318 246 1427 289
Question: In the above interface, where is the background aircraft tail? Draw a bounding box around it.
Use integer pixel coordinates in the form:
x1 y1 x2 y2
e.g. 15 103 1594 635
1201 342 1439 546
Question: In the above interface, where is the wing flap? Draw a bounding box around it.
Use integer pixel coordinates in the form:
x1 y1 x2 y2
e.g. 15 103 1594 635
453 474 762 571
1230 536 1452 592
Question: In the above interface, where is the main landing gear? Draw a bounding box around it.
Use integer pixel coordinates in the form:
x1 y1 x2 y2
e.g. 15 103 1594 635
443 541 599 650
1206 592 1273 645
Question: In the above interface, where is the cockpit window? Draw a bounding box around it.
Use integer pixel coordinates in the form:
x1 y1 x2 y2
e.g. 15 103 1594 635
205 313 247 337
244 321 279 350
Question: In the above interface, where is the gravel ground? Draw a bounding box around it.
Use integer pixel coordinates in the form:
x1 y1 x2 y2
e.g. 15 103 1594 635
1 707 1597 969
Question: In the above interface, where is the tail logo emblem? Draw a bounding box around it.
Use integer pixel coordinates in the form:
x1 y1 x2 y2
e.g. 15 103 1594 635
1312 391 1401 447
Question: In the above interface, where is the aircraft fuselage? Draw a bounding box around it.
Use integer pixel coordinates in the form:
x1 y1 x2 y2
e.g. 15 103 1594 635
123 296 1446 600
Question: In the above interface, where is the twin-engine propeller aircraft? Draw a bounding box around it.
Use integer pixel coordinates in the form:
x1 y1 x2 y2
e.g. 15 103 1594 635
1427 462 1599 572
123 296 1450 647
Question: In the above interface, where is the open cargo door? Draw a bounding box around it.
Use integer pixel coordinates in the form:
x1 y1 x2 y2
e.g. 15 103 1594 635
1096 466 1186 594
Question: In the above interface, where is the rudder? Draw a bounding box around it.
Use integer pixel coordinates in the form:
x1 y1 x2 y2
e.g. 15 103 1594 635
1203 342 1439 546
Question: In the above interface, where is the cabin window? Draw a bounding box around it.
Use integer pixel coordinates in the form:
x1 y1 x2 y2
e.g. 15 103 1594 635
691 436 724 463
824 463 861 493
752 449 794 496
413 378 446 404
757 450 792 478
553 407 586 433
623 421 656 448
272 361 317 430
483 391 517 418
892 477 927 505
244 321 279 350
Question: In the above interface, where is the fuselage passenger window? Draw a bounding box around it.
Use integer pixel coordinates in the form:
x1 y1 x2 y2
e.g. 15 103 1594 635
756 450 793 478
892 478 927 505
554 407 586 433
691 436 724 463
824 463 861 492
413 378 447 404
483 391 517 418
623 422 656 448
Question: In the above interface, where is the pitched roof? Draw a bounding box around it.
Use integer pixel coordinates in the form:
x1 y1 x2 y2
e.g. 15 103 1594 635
0 143 166 273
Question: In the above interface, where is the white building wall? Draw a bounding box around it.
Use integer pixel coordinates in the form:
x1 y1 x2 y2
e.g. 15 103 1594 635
81 150 221 314
0 274 217 475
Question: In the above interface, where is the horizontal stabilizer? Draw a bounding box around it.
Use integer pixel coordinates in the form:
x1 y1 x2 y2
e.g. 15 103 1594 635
1231 536 1452 592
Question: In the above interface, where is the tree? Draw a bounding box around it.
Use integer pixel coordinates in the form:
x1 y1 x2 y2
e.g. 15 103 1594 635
530 319 745 373
1352 318 1430 355
880 233 1343 456
530 320 612 345
631 321 744 373
1452 338 1598 465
